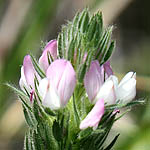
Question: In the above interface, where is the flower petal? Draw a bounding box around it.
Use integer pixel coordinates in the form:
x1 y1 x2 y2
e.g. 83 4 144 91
38 78 49 99
80 99 104 130
84 61 104 103
118 72 135 87
23 55 37 88
19 66 29 91
38 78 61 110
117 77 136 104
95 76 117 105
103 61 113 79
39 40 57 72
46 59 76 106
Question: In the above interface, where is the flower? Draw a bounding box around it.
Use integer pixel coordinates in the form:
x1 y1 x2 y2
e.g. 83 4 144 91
80 99 104 130
19 55 40 92
39 40 57 72
38 59 76 110
84 60 113 104
95 72 136 105
84 60 136 105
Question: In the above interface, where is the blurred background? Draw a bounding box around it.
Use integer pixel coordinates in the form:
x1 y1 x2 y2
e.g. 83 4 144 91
0 0 150 149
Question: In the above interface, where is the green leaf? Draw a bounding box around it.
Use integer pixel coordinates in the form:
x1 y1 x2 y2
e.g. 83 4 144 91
104 134 120 150
5 83 29 99
96 26 113 61
73 94 80 126
78 8 90 33
78 128 93 140
44 107 56 116
23 104 38 128
102 41 115 64
57 33 63 58
52 120 62 142
68 39 75 62
37 121 58 150
87 15 97 41
77 61 87 83
30 55 46 78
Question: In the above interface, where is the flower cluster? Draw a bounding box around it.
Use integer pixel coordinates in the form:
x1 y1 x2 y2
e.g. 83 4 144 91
19 39 136 130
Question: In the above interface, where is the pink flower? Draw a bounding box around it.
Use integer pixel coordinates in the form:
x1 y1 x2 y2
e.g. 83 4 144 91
19 55 40 92
80 99 104 130
38 59 76 110
84 61 136 105
84 60 113 104
39 40 57 72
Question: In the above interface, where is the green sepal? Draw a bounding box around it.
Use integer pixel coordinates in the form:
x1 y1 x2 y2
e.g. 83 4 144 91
30 54 46 78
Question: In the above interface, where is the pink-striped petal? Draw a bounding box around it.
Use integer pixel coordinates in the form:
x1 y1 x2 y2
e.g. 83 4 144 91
80 99 104 130
39 40 57 72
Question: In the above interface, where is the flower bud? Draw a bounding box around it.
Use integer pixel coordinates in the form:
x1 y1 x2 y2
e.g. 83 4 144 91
38 59 76 110
39 40 57 72
80 99 104 130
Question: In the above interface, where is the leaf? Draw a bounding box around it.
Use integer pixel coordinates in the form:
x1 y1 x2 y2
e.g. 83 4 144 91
78 128 93 140
73 94 80 126
68 39 75 62
5 83 28 99
105 99 145 110
52 120 62 142
57 33 63 58
104 134 120 150
44 107 56 116
102 41 115 64
30 55 46 78
23 104 38 128
96 26 113 61
78 8 90 33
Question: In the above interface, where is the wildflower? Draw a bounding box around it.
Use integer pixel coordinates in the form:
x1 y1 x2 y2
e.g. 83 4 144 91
38 59 76 110
84 60 136 105
84 60 113 104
